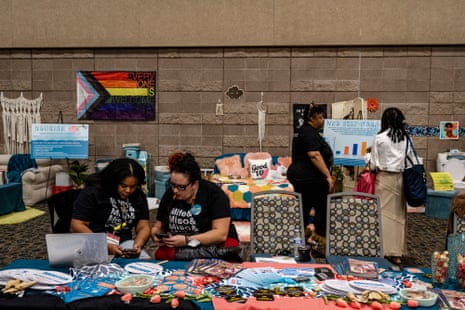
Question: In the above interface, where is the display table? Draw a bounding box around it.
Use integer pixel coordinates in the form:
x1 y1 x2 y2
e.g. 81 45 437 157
211 175 294 221
0 259 331 310
0 259 202 310
0 182 25 215
0 258 448 310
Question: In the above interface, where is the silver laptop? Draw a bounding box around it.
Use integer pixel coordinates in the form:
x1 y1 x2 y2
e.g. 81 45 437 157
45 233 109 268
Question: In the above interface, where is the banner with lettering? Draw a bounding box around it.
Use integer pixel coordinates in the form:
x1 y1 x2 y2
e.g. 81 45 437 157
31 124 89 159
324 119 380 167
76 71 156 120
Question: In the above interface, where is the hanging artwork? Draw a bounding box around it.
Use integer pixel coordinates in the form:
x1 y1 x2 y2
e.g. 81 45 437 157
76 71 156 120
440 121 460 140
293 103 310 131
257 92 266 152
1 92 43 154
293 103 327 132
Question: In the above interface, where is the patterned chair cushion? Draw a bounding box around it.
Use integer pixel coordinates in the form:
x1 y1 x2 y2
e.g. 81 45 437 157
251 191 304 257
326 193 383 257
454 213 465 233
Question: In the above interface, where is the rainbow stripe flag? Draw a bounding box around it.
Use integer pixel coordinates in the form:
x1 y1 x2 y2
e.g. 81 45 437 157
76 71 156 120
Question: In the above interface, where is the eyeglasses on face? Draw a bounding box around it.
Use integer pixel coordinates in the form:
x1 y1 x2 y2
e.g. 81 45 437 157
169 181 191 191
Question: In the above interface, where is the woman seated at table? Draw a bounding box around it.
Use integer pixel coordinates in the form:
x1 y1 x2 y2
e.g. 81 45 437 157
70 158 151 259
151 151 241 261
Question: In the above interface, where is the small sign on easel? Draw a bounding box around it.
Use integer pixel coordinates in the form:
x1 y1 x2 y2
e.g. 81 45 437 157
430 172 455 191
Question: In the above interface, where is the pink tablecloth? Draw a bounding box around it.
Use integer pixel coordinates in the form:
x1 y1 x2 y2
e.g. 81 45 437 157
212 262 343 310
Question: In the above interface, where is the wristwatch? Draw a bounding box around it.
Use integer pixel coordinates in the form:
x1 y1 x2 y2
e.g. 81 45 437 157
185 235 200 248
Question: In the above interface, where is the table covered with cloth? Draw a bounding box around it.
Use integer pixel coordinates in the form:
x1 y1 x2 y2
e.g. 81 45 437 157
0 259 333 310
210 175 294 221
0 259 202 310
0 259 445 310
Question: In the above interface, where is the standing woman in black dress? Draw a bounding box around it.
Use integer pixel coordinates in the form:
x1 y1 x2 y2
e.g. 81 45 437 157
287 103 335 243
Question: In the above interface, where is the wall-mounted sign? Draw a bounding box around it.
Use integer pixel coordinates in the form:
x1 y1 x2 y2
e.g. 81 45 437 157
324 119 381 166
76 71 156 120
31 124 89 159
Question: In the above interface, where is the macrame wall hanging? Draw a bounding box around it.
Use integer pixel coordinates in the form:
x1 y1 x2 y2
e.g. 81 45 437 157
1 92 43 154
257 92 266 152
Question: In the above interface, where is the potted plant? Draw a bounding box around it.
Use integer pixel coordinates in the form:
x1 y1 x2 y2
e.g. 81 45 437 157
333 165 344 192
68 160 89 188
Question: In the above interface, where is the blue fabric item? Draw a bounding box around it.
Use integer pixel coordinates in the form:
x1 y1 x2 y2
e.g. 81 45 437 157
7 154 37 183
0 182 25 214
231 208 250 221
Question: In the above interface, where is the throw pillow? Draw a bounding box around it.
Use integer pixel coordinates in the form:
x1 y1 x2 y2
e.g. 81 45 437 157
215 155 243 176
243 152 272 171
248 158 272 179
278 156 292 168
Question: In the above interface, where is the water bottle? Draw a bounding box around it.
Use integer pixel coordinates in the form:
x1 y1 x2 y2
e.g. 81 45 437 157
292 228 303 260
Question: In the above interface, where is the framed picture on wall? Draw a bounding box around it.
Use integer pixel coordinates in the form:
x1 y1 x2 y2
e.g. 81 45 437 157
440 121 459 140
76 71 156 121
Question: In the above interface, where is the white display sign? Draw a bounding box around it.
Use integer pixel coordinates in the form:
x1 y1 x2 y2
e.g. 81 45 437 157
324 119 381 166
31 124 89 159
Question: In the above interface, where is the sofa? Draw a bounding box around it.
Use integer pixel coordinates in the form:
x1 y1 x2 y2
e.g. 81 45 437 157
0 154 65 207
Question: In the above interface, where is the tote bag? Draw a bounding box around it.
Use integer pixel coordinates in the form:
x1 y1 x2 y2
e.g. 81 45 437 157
403 136 427 207
354 168 376 195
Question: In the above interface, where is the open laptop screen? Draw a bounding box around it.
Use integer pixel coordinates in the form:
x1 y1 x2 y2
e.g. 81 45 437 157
45 233 109 268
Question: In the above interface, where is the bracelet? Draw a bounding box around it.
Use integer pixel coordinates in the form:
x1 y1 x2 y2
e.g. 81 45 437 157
185 235 189 246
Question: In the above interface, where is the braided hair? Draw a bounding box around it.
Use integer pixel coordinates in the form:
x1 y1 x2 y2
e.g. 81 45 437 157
85 158 146 196
379 107 408 143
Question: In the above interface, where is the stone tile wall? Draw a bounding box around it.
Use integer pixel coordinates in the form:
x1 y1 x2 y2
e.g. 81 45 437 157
0 46 464 193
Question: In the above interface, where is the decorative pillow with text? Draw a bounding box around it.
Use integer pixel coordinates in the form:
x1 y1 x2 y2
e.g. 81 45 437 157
248 158 272 179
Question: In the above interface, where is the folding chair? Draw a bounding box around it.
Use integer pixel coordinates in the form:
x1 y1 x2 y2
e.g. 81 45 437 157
47 189 82 233
453 213 465 233
250 190 304 260
325 191 391 270
326 191 383 257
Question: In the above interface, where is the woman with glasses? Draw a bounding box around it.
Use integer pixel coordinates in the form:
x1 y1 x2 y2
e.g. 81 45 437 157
151 151 241 261
71 158 151 258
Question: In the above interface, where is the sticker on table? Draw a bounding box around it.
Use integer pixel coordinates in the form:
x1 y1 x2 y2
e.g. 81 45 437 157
320 284 347 296
404 267 423 274
277 268 315 278
30 283 59 290
25 269 72 285
124 262 163 274
324 279 360 294
348 280 397 294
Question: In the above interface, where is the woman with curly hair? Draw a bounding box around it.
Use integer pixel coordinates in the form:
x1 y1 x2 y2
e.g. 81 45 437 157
151 151 241 261
71 158 151 258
